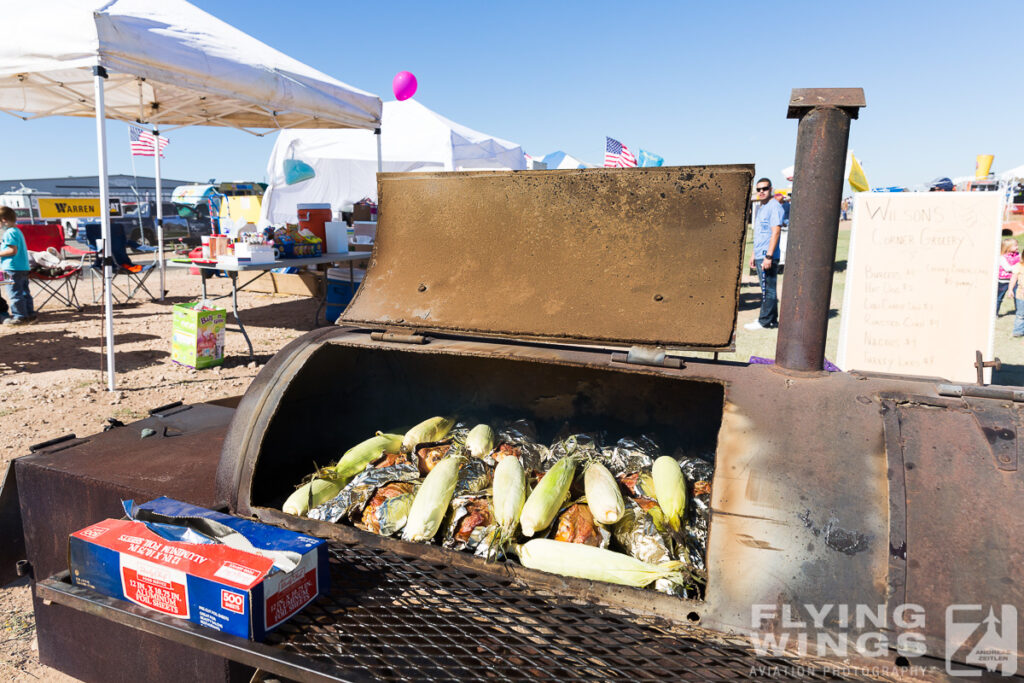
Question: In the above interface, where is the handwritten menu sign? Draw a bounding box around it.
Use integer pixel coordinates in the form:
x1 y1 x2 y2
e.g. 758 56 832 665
837 192 1002 382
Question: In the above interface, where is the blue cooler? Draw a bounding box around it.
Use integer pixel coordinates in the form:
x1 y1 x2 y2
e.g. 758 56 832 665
325 267 361 323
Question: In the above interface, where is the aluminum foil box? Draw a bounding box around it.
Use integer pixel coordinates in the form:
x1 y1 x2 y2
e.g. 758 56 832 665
68 497 328 641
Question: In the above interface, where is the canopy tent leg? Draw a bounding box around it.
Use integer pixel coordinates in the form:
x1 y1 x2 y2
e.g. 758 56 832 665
376 126 382 174
93 65 116 392
154 129 164 301
376 127 382 217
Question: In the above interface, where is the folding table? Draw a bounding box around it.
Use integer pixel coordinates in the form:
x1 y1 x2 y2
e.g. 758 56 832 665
168 252 370 358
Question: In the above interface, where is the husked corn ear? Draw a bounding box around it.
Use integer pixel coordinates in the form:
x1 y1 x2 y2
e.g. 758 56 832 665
402 456 465 542
514 539 686 588
333 433 404 483
282 478 343 516
584 462 625 524
652 456 686 532
492 456 526 536
466 424 496 458
402 417 455 452
519 456 576 537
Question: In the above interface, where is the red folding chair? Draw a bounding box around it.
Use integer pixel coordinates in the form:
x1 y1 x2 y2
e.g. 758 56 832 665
19 223 87 311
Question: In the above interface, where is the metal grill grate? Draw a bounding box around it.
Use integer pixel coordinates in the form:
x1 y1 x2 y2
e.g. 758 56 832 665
265 541 885 682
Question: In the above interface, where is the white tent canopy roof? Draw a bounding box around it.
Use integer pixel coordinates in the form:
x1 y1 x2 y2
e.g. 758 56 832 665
540 151 593 170
0 0 382 132
262 99 525 224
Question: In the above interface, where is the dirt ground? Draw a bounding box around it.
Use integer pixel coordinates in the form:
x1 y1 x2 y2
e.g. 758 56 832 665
0 256 324 682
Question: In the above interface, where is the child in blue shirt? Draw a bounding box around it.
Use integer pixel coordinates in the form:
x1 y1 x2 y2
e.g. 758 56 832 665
0 206 35 325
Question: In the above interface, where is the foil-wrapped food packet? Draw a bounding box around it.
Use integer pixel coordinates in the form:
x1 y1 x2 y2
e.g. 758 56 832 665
356 482 417 536
443 495 494 552
454 456 493 496
552 502 610 549
416 441 454 476
495 420 548 472
600 436 659 476
612 501 673 565
679 456 713 576
547 433 602 469
308 460 420 523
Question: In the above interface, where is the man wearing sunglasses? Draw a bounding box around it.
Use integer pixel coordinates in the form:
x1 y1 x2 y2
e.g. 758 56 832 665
744 178 784 331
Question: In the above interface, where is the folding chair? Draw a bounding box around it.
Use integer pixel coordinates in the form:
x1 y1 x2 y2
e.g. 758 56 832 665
19 223 84 311
84 224 157 303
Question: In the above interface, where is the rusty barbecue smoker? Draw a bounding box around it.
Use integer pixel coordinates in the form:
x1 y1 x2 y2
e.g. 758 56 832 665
16 88 1023 682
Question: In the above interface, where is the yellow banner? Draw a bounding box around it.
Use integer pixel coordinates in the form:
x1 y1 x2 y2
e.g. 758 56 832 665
37 197 121 218
848 154 870 193
976 154 994 179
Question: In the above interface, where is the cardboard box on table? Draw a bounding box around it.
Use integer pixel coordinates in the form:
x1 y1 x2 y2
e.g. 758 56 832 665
172 302 226 369
68 497 328 641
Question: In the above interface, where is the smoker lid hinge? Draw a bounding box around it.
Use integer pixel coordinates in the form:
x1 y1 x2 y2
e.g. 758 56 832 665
370 329 429 345
610 346 683 369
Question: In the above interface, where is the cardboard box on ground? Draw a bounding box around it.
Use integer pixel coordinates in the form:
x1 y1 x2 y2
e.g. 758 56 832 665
245 270 324 297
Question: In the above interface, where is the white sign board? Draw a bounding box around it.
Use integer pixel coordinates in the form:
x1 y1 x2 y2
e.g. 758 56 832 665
838 192 1002 382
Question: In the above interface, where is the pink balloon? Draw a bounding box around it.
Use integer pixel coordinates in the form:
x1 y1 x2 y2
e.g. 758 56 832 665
392 71 418 101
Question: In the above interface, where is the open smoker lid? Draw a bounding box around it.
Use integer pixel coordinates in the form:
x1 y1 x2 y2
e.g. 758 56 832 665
342 165 754 350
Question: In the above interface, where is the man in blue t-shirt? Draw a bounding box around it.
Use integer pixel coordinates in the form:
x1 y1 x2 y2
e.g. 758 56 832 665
0 206 36 325
744 178 784 330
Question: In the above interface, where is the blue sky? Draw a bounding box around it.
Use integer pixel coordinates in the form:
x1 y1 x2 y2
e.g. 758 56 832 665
1 1 1021 191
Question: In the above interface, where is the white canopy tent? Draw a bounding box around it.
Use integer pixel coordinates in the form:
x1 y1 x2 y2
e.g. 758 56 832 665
0 0 382 391
262 99 525 224
539 151 593 170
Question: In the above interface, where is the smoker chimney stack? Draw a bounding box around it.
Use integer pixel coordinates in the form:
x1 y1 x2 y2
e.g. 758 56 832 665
775 88 865 373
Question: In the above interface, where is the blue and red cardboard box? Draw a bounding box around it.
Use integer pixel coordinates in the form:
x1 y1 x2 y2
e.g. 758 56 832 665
68 497 328 641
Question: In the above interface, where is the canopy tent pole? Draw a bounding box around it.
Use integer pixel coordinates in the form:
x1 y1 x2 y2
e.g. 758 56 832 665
93 65 116 391
154 129 165 301
376 127 382 218
376 127 382 174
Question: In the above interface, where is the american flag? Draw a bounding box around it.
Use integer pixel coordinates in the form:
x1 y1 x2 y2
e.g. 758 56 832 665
129 125 169 157
604 137 637 168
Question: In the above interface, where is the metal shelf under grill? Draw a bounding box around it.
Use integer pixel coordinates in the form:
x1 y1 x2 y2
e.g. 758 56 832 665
38 540 895 682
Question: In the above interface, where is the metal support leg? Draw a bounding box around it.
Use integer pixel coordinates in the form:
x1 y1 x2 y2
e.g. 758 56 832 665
229 271 254 359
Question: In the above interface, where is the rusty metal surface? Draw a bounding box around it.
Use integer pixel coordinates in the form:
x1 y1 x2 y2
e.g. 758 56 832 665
887 396 1024 668
776 98 859 372
0 459 25 586
342 166 753 350
788 88 866 118
16 402 250 683
37 573 349 683
40 544 899 682
218 326 989 673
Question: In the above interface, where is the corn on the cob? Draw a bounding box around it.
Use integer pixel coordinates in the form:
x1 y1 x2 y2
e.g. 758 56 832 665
402 455 465 542
465 424 496 458
282 478 343 516
652 455 686 532
333 433 404 484
492 455 526 540
584 461 624 524
519 456 576 537
514 539 686 588
402 416 455 452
